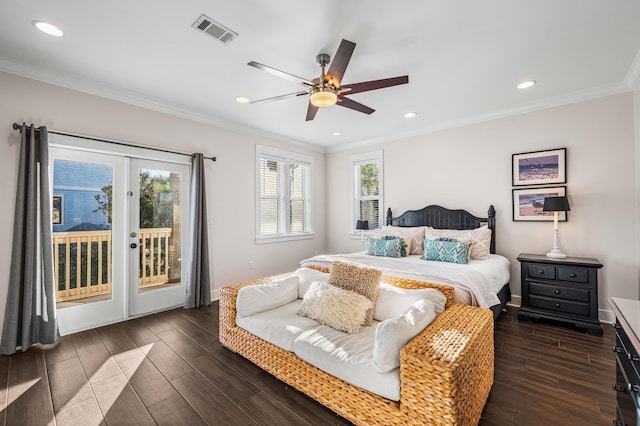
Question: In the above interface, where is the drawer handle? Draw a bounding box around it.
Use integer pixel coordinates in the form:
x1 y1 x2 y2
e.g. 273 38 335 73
554 303 560 308
628 383 640 393
612 323 622 330
613 421 625 426
629 353 640 363
612 346 624 354
569 273 577 278
612 384 628 393
554 290 560 295
538 270 545 275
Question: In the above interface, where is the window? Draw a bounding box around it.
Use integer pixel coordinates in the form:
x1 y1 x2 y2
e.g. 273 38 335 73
256 145 313 242
351 150 383 234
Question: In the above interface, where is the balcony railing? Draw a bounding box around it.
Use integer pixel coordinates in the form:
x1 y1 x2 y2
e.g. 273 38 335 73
53 228 173 304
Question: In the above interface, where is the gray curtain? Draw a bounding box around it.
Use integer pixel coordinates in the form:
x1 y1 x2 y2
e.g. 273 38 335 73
0 124 59 354
184 153 211 308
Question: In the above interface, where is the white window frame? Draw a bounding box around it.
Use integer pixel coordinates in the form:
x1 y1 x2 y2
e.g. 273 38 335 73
256 145 314 243
350 150 383 237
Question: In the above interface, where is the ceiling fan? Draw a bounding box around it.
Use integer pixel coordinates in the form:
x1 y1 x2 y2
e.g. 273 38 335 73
247 39 409 121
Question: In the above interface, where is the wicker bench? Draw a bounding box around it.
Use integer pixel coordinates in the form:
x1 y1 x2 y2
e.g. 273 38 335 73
219 275 494 426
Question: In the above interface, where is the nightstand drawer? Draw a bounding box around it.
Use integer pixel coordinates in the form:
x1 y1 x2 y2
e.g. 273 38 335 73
557 266 588 283
527 264 555 280
529 295 589 316
529 281 590 302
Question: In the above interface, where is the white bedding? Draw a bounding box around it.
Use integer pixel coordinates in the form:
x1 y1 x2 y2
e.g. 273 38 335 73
300 253 510 309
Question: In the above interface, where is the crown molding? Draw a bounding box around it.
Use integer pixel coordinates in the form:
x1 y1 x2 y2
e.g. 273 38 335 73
326 81 631 153
625 48 640 91
0 57 325 154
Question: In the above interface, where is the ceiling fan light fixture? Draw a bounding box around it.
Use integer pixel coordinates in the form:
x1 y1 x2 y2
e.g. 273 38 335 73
310 87 338 107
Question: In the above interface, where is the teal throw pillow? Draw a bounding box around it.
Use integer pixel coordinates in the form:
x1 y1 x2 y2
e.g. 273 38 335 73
421 237 471 264
368 236 408 258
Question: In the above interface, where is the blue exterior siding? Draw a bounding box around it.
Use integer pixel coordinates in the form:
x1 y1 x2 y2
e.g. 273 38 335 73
52 159 112 232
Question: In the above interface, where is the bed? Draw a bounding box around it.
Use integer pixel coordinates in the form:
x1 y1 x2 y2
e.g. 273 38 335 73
302 204 511 319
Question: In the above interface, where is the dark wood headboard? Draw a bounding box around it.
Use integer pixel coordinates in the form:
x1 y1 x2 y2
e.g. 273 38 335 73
386 205 496 254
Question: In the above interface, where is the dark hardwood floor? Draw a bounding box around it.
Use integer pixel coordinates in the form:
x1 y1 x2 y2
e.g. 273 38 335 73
0 304 615 425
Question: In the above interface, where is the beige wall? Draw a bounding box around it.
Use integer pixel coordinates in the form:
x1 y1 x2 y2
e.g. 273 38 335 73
0 71 326 331
327 93 638 319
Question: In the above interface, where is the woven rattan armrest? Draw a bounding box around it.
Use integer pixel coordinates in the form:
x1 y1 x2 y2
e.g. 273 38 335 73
399 303 494 424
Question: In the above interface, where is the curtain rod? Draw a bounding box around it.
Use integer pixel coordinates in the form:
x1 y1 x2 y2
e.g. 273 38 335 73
12 122 216 162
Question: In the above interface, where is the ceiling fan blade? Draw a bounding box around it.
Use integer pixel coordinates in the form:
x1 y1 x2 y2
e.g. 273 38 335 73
326 39 356 86
340 76 409 95
247 61 314 87
305 102 319 121
250 91 308 104
336 96 375 115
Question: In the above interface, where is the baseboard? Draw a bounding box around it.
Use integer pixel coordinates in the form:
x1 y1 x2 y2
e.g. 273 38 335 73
211 288 220 302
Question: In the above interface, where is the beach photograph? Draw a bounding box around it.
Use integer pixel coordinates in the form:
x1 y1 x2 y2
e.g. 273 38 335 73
513 186 567 221
512 148 566 186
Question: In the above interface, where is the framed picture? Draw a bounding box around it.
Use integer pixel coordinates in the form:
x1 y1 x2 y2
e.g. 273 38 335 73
512 148 566 186
513 186 567 222
52 196 62 225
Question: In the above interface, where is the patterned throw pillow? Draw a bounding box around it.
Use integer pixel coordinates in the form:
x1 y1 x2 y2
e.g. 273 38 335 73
421 237 472 264
368 236 408 258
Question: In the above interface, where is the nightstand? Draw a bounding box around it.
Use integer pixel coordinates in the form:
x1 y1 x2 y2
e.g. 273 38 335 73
517 253 603 336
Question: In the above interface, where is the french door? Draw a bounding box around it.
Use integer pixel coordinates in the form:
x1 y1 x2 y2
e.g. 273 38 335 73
50 145 191 334
128 158 190 316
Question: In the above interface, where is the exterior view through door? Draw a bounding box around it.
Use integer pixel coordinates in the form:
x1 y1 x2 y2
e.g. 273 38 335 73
50 139 191 335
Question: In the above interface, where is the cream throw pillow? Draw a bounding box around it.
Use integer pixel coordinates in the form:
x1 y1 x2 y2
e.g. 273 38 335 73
423 225 492 260
236 275 299 317
373 299 442 373
327 261 382 325
374 283 447 321
298 281 373 334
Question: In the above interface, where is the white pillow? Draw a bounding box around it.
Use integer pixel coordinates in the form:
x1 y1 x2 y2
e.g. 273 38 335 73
293 267 330 298
374 282 446 321
373 226 429 255
298 281 373 334
373 299 440 373
236 275 299 317
423 225 492 260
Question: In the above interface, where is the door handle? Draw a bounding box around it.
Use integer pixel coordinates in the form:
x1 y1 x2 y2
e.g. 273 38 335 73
130 243 137 249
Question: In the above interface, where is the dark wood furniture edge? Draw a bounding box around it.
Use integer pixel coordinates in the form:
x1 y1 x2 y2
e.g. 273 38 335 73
609 298 640 354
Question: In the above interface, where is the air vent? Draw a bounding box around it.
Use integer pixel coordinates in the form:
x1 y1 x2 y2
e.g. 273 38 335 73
192 14 238 44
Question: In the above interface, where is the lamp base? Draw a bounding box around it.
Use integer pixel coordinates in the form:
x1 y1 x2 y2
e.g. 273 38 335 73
546 248 567 259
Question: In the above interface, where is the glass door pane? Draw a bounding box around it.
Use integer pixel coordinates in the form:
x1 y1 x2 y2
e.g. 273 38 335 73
50 148 126 334
129 159 190 316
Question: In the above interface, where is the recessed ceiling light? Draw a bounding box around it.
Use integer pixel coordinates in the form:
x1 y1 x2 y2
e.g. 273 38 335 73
235 96 250 103
332 132 342 136
32 20 64 37
517 80 536 89
403 112 418 119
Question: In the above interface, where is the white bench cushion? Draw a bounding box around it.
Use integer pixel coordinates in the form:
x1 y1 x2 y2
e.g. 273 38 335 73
236 300 319 351
293 323 401 401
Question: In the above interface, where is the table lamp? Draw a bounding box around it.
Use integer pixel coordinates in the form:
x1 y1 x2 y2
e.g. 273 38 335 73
356 220 369 251
542 196 570 258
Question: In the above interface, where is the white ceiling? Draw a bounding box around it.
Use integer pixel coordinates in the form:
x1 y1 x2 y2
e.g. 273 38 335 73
1 1 639 151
